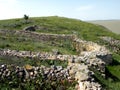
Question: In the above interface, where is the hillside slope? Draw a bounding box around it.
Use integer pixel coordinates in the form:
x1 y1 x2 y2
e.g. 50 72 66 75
88 20 120 34
0 16 120 41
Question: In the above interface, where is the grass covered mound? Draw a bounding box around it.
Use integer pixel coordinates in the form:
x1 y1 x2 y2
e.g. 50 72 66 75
0 16 119 41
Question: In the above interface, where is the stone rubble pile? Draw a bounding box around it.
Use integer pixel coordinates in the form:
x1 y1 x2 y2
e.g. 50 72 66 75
0 48 111 74
100 36 120 54
69 37 112 90
68 63 102 90
100 37 120 45
0 64 73 82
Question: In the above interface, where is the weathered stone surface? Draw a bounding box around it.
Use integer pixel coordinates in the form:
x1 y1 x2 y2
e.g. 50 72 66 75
0 64 73 82
100 36 120 54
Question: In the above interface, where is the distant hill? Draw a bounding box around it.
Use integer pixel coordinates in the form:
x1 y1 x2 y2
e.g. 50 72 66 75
88 20 120 34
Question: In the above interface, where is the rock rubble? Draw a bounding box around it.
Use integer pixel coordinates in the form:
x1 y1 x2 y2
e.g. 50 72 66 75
0 64 72 82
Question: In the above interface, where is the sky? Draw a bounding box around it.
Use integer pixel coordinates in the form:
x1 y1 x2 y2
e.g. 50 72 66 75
0 0 120 20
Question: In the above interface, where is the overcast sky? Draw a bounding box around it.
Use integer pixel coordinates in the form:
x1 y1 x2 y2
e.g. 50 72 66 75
0 0 120 20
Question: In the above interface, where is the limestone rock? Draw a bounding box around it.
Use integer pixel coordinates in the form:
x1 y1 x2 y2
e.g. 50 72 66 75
24 64 33 71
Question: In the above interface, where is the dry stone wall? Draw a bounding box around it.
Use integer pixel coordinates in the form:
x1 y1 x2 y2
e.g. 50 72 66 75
0 64 73 84
15 30 73 41
100 37 120 54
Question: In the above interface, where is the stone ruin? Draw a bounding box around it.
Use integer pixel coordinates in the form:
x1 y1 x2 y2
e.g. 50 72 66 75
0 30 113 90
100 36 120 54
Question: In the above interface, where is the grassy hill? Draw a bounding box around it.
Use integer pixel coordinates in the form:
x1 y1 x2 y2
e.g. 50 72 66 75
0 16 120 90
0 16 120 41
88 20 120 34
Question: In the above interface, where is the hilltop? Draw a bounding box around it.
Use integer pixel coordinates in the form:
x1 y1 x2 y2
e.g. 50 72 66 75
0 16 120 90
0 16 120 41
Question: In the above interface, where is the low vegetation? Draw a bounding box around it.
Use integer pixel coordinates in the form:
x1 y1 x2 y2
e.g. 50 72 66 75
0 78 77 90
0 29 76 55
0 55 68 68
92 53 120 90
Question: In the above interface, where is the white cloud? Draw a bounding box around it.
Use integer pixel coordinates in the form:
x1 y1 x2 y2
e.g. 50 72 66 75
0 0 23 19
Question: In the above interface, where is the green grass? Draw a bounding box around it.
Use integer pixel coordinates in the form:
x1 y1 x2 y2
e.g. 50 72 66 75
92 53 120 90
93 70 120 90
0 55 68 68
0 76 77 90
0 16 120 41
107 53 120 80
0 29 76 55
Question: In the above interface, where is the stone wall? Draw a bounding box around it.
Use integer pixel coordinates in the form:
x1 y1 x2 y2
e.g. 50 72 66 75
100 37 120 54
0 46 111 90
15 30 73 41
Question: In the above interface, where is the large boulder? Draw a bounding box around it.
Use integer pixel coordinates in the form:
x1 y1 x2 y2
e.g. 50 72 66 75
23 25 38 31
